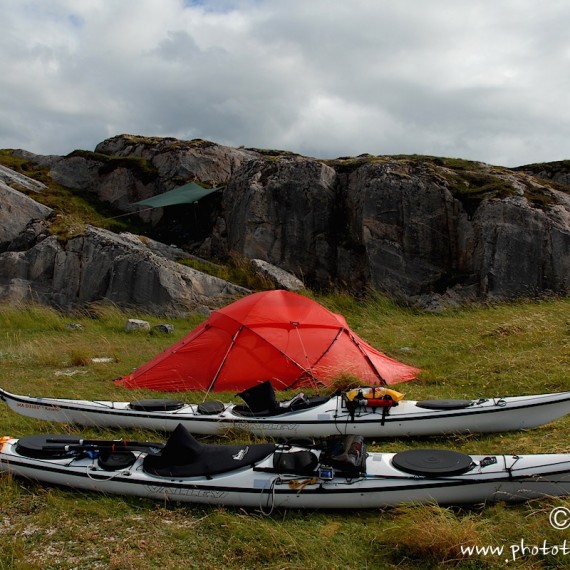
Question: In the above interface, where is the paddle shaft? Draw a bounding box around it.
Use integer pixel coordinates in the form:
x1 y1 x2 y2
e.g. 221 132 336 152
45 438 163 453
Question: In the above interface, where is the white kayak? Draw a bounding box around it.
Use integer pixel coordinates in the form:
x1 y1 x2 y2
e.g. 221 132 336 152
1 383 569 438
1 425 570 509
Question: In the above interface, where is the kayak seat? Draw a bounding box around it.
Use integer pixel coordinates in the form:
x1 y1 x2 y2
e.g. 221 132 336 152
232 396 331 417
273 450 319 475
129 399 185 412
392 449 474 477
236 381 333 417
143 424 276 478
236 380 280 415
287 395 331 411
415 399 474 410
197 401 226 415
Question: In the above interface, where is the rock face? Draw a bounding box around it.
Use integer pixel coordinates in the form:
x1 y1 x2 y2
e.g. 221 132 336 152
216 156 338 283
0 170 248 314
0 164 47 193
4 137 570 308
470 197 570 297
342 160 570 302
203 155 570 305
94 135 258 182
43 135 259 225
0 165 53 252
0 222 248 314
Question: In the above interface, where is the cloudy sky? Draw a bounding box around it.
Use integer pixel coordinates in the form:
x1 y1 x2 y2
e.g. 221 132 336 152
1 0 569 167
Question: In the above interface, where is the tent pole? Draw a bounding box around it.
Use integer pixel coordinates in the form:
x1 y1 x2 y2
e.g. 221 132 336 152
204 325 243 399
346 330 388 385
312 327 343 366
292 321 312 370
204 322 320 395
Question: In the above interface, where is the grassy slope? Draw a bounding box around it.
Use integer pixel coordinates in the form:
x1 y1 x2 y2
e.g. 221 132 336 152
0 296 569 569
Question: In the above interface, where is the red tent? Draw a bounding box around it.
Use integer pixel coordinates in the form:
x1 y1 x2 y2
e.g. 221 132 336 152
116 290 419 392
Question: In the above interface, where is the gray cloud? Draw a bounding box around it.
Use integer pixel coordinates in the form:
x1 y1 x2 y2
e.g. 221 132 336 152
1 0 569 166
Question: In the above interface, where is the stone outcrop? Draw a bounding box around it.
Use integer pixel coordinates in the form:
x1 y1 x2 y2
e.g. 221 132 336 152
203 155 570 305
0 170 248 314
0 164 47 193
94 135 259 183
0 223 248 314
515 160 570 187
0 171 53 251
250 259 305 291
3 137 570 309
344 160 570 302
1 223 248 314
40 135 259 225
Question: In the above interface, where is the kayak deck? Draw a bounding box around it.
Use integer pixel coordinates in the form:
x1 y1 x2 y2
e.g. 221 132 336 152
2 386 570 438
2 426 570 509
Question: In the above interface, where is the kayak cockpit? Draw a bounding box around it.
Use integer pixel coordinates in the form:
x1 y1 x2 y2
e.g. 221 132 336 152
233 380 331 417
143 424 276 478
125 381 333 418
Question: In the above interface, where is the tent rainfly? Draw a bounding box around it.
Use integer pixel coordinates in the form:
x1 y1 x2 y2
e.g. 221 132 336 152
116 290 420 392
133 182 222 208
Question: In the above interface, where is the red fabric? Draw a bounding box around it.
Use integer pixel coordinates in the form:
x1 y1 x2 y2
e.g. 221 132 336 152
116 290 419 392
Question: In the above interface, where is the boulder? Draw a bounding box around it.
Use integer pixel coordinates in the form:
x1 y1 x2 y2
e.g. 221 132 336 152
125 319 151 332
0 180 52 249
0 225 249 314
250 259 304 291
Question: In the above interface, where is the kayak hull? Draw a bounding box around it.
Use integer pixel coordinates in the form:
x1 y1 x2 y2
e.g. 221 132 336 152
1 436 570 509
1 388 570 438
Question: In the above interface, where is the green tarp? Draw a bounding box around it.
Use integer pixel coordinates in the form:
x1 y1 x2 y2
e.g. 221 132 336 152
134 182 221 208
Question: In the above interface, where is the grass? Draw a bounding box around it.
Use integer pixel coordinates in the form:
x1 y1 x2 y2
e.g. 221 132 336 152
1 295 570 568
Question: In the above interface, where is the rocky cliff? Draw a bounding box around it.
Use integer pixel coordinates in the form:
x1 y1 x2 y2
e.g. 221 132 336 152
200 153 570 306
4 136 570 310
14 135 259 227
0 163 248 314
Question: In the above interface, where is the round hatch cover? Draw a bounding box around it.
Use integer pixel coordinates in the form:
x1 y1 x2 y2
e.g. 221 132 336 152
98 451 137 471
392 449 473 476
